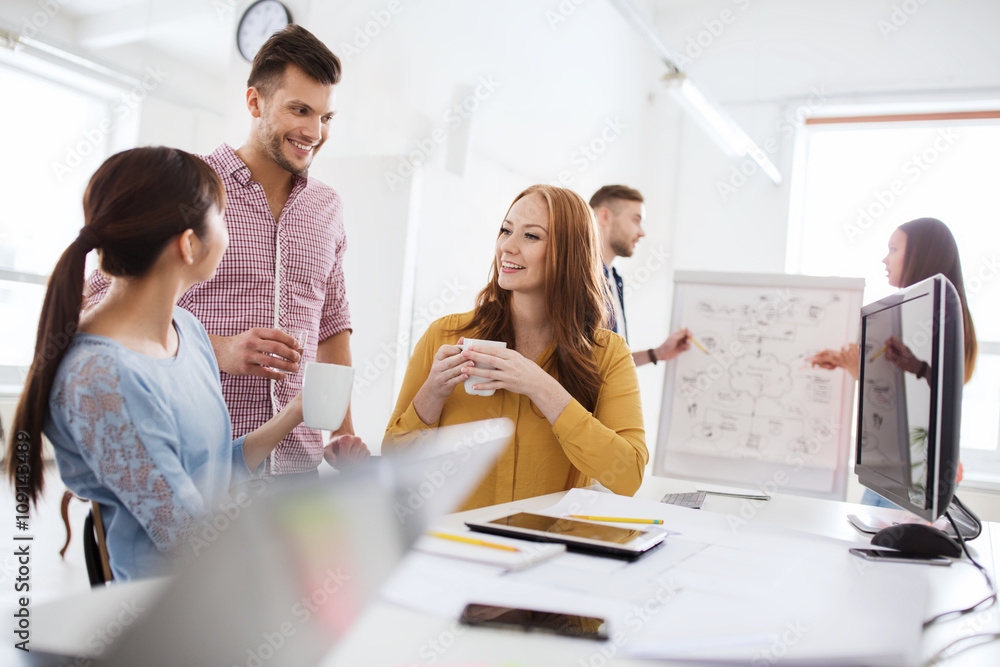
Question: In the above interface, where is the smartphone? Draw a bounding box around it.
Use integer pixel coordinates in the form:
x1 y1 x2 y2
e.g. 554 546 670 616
458 603 609 640
849 548 952 566
465 512 665 560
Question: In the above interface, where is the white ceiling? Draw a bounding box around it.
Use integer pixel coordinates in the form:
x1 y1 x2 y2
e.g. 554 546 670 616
55 0 237 78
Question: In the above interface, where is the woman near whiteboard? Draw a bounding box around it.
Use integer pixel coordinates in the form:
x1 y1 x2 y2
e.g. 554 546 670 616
809 217 977 506
382 185 646 511
809 217 977 381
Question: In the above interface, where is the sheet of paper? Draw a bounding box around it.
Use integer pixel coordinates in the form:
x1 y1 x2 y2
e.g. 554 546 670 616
414 529 565 571
380 551 629 623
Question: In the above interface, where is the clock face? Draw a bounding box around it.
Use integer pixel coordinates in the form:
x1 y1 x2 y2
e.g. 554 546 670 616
237 0 292 62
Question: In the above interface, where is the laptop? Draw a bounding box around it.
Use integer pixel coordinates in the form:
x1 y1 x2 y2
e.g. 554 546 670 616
22 418 513 667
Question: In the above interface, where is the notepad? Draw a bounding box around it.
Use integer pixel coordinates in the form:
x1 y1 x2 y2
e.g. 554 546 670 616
414 530 566 571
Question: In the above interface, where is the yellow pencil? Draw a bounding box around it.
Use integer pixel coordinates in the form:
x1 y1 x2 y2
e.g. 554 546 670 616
426 531 520 552
568 515 664 525
869 345 887 362
680 327 709 354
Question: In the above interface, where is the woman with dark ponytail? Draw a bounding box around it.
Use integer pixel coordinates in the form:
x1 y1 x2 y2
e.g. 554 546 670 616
809 217 977 508
5 147 303 581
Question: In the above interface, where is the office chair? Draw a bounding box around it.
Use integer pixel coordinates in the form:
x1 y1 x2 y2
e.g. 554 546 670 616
83 502 113 586
59 490 79 558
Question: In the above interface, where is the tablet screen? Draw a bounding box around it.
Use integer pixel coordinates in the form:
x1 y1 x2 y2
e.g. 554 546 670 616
488 513 643 544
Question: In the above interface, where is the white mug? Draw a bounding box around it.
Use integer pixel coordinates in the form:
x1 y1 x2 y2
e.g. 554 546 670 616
302 362 355 431
457 338 507 397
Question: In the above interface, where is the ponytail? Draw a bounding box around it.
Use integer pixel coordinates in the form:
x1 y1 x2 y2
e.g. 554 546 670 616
7 232 95 506
5 146 224 508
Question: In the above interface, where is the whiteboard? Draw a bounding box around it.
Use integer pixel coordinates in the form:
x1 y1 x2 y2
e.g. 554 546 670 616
655 271 866 500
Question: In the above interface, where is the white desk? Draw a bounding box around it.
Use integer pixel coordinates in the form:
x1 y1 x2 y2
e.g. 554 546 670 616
324 476 1000 667
15 476 1000 666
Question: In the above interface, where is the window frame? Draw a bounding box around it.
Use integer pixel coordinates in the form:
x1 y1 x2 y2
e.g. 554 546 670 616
0 45 140 393
786 107 1000 490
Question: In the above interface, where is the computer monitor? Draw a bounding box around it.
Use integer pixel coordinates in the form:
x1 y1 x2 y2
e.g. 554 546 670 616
855 273 963 522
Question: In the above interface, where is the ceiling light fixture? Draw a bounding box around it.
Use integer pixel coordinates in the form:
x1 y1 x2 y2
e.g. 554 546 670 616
606 0 782 185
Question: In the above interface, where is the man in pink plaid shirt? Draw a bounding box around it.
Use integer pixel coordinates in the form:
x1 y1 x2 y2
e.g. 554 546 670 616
86 25 369 477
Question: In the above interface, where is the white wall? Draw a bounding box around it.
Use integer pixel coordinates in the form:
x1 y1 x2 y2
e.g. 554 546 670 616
281 0 669 447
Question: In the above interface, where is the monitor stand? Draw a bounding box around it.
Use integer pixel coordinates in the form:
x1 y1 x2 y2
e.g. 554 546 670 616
945 495 982 540
848 495 982 541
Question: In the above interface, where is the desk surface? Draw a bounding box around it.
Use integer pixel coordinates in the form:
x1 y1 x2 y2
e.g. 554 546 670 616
325 475 1000 667
14 475 1000 667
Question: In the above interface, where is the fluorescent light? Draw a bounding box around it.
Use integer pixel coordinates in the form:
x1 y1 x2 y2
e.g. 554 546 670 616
0 19 143 91
668 75 782 184
606 0 782 185
670 77 750 156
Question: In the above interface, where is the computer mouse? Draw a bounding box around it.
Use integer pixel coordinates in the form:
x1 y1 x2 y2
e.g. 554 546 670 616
871 523 962 558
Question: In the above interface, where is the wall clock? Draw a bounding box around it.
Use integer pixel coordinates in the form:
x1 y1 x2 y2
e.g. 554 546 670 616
237 0 292 62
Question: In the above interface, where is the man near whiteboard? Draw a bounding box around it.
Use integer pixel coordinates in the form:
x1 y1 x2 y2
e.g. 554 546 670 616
589 185 691 367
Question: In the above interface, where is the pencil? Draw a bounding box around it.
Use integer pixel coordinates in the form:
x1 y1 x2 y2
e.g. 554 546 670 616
869 345 887 362
426 531 520 552
568 515 664 525
680 327 709 354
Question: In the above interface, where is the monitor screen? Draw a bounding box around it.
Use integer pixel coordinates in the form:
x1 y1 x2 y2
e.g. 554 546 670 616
855 274 963 521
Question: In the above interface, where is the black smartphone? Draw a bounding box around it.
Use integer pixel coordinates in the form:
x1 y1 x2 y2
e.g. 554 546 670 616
849 548 952 566
458 603 609 640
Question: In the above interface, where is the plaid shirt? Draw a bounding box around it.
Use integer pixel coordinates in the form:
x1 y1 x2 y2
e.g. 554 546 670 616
85 144 352 474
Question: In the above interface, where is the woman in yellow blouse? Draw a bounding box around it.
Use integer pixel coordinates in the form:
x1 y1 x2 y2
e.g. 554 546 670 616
383 184 646 510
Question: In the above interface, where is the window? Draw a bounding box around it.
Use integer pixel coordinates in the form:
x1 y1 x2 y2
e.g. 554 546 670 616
0 55 137 387
787 111 1000 487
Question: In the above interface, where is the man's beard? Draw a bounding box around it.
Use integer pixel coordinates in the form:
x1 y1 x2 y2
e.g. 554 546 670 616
611 235 635 258
262 123 318 177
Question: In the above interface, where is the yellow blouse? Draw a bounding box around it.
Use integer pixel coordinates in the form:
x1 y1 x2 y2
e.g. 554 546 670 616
383 312 647 510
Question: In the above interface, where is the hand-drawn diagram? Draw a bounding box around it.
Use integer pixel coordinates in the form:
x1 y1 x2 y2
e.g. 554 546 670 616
665 283 857 471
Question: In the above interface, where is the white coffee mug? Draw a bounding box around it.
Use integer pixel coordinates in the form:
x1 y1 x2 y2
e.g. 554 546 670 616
302 362 355 431
457 338 507 397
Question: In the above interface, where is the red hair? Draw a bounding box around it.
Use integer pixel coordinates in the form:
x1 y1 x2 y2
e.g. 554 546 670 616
455 185 610 411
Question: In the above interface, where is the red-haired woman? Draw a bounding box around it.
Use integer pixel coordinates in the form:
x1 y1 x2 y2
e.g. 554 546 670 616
383 185 646 510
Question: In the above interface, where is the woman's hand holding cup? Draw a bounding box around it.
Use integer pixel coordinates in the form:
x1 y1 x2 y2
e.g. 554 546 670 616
413 341 473 424
424 342 473 399
456 338 508 396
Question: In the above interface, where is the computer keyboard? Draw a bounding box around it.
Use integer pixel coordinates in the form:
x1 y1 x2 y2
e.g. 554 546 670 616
660 490 707 509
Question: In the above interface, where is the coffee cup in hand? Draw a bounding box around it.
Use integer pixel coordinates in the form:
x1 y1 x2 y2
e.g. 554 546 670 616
457 339 507 397
302 362 354 431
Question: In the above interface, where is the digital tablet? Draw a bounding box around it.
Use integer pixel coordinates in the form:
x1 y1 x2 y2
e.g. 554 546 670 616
465 512 666 560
